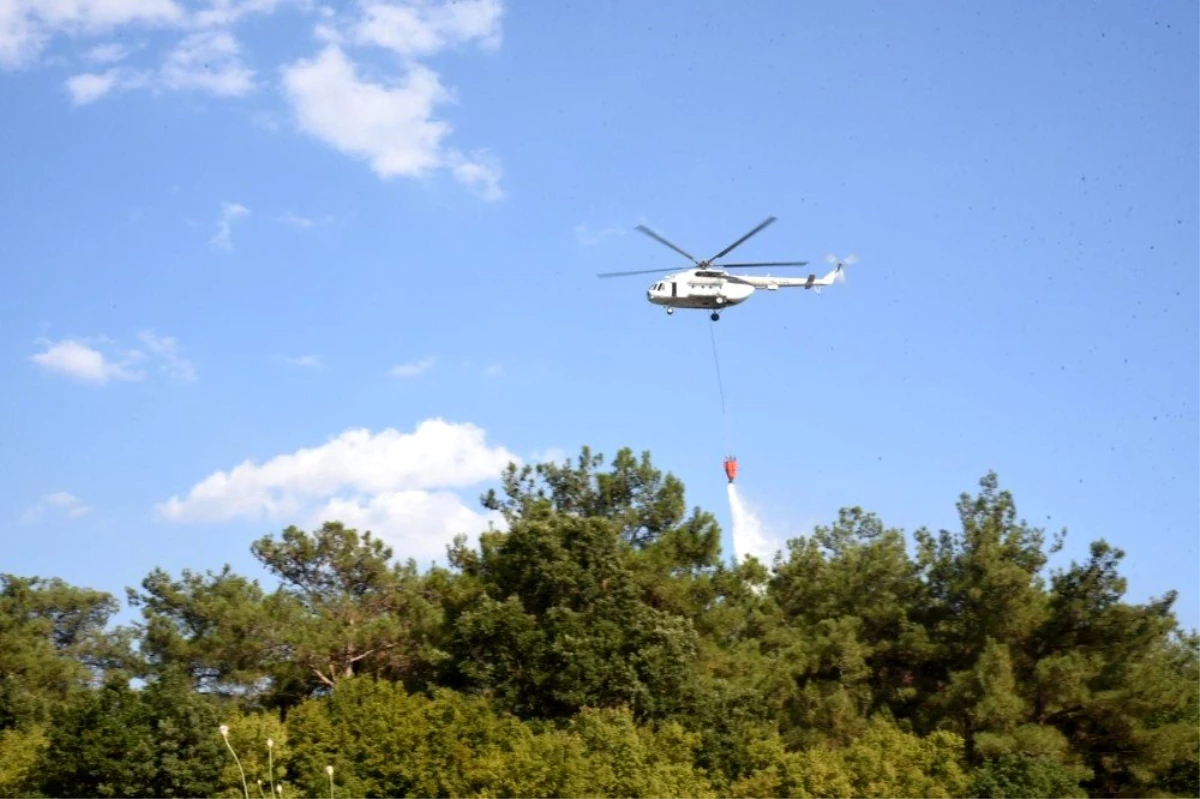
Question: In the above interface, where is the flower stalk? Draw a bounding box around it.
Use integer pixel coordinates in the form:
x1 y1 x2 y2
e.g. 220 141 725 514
220 725 250 799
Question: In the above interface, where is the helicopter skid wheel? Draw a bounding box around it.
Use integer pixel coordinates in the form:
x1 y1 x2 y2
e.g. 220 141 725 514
666 307 673 315
710 312 720 321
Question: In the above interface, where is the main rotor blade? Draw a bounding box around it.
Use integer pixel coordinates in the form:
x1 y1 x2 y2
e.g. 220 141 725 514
709 216 777 261
634 225 699 264
596 267 679 278
720 261 809 268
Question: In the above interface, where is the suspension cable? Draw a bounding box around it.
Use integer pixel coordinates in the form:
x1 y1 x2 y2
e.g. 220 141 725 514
709 319 732 456
709 319 726 416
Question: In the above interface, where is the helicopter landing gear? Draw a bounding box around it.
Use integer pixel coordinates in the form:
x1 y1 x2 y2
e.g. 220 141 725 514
666 307 674 315
710 312 720 321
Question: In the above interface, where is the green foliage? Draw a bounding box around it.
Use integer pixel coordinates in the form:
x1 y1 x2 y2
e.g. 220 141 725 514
2 450 1195 798
284 677 717 798
126 565 275 695
214 708 291 799
729 716 970 798
39 671 226 798
0 574 128 729
969 754 1088 798
126 522 449 710
0 724 46 798
251 522 450 692
480 446 719 561
446 510 702 720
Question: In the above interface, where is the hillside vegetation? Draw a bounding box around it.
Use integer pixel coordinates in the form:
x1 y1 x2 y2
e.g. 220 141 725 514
1 447 1196 798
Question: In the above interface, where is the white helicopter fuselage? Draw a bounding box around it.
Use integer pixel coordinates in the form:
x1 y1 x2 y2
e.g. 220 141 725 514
647 269 754 310
646 267 842 312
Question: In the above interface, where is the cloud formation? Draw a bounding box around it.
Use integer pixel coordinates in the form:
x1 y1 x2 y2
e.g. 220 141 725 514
64 30 254 105
278 211 334 228
30 338 143 384
0 0 183 69
65 68 123 104
391 356 435 378
285 354 323 367
353 0 502 57
139 330 198 382
574 223 626 247
156 418 518 564
211 201 249 249
30 331 196 385
280 43 502 199
22 491 91 524
4 1 507 199
84 42 132 64
160 29 254 95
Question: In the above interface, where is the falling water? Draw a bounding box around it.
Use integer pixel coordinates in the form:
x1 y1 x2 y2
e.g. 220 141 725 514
726 482 777 566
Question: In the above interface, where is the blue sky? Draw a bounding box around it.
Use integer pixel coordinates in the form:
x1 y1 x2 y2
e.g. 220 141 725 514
1 0 1196 630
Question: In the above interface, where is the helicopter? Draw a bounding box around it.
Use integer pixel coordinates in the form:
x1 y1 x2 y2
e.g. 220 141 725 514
597 216 856 320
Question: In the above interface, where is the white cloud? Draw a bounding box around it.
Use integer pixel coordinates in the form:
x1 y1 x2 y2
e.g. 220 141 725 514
391 356 435 378
574 223 625 247
21 491 91 524
0 0 300 70
85 42 131 63
530 447 568 465
285 354 323 367
310 488 497 566
189 0 294 29
29 338 144 384
155 419 518 562
282 45 449 176
160 29 254 95
447 149 503 201
34 0 183 29
65 30 254 103
281 42 502 198
278 211 333 228
0 0 184 69
353 0 503 57
210 200 249 249
29 331 195 385
4 0 505 201
65 65 152 104
65 68 119 104
138 329 197 382
483 363 502 378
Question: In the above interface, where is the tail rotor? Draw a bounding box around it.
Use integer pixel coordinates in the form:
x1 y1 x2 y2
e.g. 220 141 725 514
823 252 858 283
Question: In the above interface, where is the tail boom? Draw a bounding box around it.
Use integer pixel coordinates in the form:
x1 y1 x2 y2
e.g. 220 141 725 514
731 267 842 289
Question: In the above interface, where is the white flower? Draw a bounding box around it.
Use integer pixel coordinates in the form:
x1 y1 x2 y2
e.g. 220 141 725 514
220 724 230 737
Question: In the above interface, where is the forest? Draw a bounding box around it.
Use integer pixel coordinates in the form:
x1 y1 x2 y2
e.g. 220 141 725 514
1 446 1196 798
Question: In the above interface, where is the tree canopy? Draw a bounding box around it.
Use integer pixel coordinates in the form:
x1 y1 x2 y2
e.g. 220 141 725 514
2 446 1195 798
